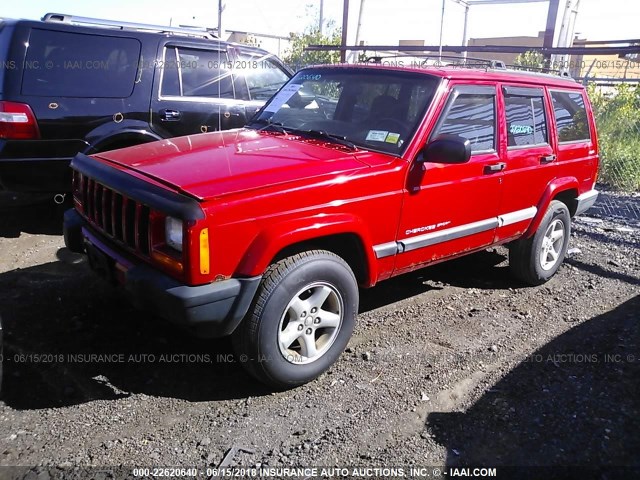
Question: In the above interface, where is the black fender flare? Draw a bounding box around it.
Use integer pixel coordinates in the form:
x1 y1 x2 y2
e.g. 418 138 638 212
84 122 164 154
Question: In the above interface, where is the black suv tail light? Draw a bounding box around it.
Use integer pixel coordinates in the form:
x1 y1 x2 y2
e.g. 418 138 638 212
0 101 41 140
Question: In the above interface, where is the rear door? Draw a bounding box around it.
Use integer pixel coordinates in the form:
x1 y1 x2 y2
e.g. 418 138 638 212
548 89 597 192
394 84 503 275
495 84 555 242
150 43 247 138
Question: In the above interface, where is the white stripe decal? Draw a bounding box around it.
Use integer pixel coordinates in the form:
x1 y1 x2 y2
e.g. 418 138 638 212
399 218 499 252
373 242 399 259
372 207 539 257
497 207 537 227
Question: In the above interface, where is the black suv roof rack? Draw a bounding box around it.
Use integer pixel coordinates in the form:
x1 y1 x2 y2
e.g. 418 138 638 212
42 12 218 39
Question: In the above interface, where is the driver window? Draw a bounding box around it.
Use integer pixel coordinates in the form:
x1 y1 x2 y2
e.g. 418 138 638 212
435 91 496 153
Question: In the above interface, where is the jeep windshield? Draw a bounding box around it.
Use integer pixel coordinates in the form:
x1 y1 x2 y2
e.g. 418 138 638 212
247 67 440 155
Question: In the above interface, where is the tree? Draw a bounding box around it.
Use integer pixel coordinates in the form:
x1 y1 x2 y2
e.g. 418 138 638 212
283 27 342 70
513 50 546 71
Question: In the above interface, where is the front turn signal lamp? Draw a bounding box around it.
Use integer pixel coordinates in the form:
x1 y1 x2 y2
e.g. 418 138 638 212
199 228 210 275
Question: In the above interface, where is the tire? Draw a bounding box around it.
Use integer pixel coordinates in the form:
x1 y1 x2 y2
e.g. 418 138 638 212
509 200 571 286
232 250 358 389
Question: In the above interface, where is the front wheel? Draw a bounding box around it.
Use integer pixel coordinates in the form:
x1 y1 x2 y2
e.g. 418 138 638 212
509 200 571 286
232 250 358 389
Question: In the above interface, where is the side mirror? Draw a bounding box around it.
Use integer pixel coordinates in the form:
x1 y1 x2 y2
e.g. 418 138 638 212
421 134 471 164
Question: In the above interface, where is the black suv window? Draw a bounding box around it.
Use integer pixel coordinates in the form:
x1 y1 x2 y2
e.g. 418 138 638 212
0 23 10 94
504 88 548 147
22 29 141 98
551 91 590 142
161 46 234 99
237 52 289 101
436 89 496 152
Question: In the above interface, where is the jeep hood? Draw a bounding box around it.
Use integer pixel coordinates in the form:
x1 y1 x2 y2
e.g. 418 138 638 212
94 129 371 200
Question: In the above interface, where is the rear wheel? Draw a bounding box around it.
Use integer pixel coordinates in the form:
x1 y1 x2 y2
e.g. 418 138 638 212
232 250 358 389
509 200 571 285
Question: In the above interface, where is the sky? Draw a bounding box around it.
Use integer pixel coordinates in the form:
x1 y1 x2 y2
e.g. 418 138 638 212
2 0 639 49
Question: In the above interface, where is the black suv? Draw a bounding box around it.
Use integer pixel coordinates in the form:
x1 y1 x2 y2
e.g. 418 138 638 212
0 13 292 195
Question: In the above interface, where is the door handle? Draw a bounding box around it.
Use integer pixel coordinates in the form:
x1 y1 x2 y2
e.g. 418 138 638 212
160 109 182 121
540 154 557 164
484 162 506 174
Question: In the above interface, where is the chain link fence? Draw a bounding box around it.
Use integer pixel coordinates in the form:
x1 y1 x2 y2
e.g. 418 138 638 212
586 82 640 222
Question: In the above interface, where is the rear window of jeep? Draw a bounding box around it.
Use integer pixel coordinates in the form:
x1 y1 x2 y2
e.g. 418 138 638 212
21 29 141 98
551 91 590 143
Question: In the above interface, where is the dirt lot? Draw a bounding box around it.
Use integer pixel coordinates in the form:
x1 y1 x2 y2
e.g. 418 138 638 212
0 192 638 477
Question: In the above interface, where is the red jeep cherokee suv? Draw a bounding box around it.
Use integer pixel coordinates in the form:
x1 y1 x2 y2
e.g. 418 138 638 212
64 64 599 388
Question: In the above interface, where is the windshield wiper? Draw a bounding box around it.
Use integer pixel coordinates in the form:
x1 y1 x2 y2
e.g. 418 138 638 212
248 118 289 134
289 128 357 150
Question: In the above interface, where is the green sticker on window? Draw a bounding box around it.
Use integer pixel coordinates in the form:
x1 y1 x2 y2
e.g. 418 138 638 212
385 132 400 144
510 124 534 135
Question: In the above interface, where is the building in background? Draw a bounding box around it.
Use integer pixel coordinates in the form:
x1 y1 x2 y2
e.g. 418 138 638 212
468 32 545 65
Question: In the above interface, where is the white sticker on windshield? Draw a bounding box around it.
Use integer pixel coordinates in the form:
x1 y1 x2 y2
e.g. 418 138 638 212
264 84 303 113
366 130 388 142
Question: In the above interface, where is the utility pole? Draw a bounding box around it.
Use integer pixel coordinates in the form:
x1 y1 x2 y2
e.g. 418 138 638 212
555 0 581 69
341 0 349 63
351 0 366 62
218 0 225 39
319 0 324 34
462 3 469 59
438 0 446 59
542 0 560 68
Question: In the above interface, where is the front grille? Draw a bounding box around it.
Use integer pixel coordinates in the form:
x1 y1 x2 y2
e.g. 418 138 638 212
75 171 151 256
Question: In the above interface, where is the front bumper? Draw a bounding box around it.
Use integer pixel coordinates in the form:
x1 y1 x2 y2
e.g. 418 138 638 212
0 139 89 192
64 209 261 338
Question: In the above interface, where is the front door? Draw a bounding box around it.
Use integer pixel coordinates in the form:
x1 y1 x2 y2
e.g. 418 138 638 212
394 85 503 275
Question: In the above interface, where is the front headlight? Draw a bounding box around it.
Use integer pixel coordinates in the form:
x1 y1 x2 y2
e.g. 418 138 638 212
165 216 183 252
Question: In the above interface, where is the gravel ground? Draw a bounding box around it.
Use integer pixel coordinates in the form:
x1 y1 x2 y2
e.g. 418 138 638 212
0 193 638 478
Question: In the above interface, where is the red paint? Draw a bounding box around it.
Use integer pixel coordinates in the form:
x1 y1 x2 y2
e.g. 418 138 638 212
78 66 598 287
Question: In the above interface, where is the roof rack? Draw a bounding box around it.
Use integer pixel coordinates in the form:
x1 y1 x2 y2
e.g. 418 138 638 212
42 13 218 39
365 54 573 80
503 63 575 80
365 54 507 70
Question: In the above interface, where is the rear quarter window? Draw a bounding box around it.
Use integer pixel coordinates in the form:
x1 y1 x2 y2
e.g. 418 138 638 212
237 52 290 101
21 29 141 98
551 90 590 143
